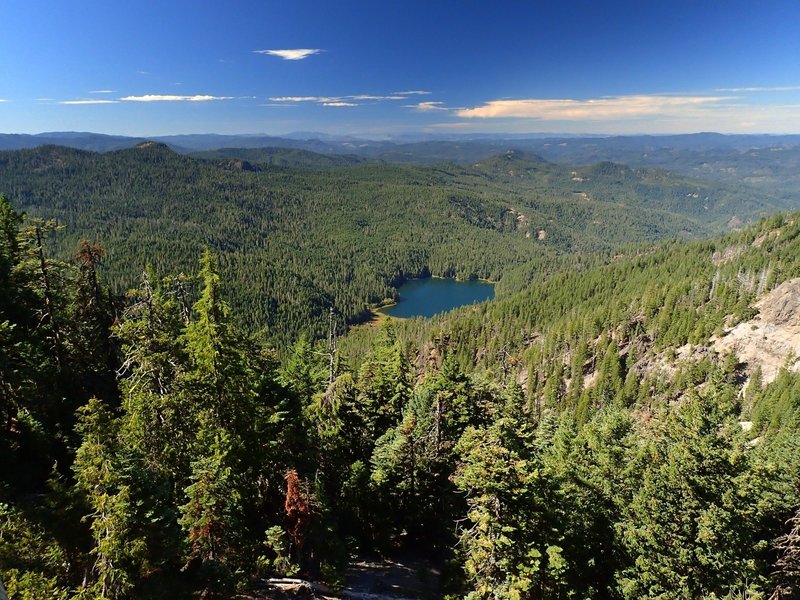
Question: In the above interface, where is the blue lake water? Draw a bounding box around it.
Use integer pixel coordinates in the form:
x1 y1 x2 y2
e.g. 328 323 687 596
380 277 495 319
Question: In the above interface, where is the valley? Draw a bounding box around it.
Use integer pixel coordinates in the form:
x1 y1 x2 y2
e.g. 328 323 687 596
7 3 800 598
0 141 791 347
2 135 800 599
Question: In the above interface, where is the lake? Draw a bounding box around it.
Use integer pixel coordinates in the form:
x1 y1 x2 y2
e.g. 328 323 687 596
380 277 495 319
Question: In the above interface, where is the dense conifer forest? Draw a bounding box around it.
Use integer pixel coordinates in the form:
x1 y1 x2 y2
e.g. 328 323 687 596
0 143 792 346
2 141 800 599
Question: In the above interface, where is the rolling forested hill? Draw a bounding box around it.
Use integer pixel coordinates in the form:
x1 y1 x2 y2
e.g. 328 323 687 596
2 184 800 598
0 142 790 346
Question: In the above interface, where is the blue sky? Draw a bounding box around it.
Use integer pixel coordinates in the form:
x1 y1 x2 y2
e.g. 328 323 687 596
2 0 800 136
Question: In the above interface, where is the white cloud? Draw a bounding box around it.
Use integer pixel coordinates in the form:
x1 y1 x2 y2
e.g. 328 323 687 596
89 89 115 94
119 94 234 102
59 99 119 105
716 85 800 93
427 99 800 134
254 48 321 61
456 95 730 120
269 96 335 103
268 93 411 107
350 94 406 101
393 90 431 95
408 101 448 112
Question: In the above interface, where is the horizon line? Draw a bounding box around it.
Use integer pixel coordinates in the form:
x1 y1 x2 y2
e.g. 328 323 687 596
4 129 800 140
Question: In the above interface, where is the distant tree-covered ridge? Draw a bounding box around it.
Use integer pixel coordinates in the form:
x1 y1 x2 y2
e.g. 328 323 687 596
0 143 791 347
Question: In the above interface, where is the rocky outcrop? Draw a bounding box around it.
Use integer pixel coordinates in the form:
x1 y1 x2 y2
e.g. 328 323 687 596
712 277 800 383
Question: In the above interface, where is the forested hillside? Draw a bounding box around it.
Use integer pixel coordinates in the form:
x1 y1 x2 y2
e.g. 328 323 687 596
5 132 800 202
2 188 800 598
0 143 789 347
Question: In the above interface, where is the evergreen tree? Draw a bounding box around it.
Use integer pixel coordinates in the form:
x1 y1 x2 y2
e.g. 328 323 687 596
770 508 800 600
454 404 567 598
356 322 412 441
179 429 242 585
73 398 142 599
617 387 764 598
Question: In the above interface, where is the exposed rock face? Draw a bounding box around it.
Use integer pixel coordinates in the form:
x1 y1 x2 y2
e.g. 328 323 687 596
222 158 255 171
713 277 800 383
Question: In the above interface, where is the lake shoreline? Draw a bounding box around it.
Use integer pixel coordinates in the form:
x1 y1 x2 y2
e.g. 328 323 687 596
377 276 495 320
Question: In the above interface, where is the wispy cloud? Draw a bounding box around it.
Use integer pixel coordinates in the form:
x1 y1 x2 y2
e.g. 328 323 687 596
0 99 7 103
89 89 115 94
267 93 413 108
270 96 336 103
393 90 431 95
350 94 407 101
429 91 800 134
715 85 800 93
254 48 321 61
59 99 120 105
456 94 730 120
119 94 234 102
407 101 448 112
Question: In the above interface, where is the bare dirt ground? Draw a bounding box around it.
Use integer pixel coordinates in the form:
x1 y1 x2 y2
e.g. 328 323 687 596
254 555 441 600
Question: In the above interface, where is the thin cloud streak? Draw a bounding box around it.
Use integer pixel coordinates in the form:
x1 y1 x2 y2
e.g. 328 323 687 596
457 95 731 120
393 90 431 95
432 101 800 134
322 101 357 107
119 94 234 102
59 99 120 105
270 94 407 103
408 101 448 111
270 96 331 103
254 49 321 61
89 90 115 94
350 94 406 101
716 85 800 93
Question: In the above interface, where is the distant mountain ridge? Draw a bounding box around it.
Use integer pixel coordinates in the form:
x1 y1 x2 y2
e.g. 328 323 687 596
4 131 800 199
4 130 800 155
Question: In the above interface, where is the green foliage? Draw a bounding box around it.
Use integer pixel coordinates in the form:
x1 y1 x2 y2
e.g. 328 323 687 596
73 398 151 599
770 508 800 599
617 388 765 598
0 143 775 347
3 173 800 599
0 503 70 600
258 525 299 577
179 431 242 568
453 408 566 598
